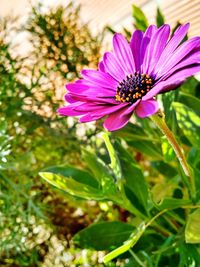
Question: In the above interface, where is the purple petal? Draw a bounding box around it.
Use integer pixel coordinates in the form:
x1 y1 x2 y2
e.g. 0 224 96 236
135 99 159 118
162 49 200 79
155 37 200 78
64 94 77 103
140 25 157 72
143 24 170 74
66 81 90 93
84 89 115 99
98 61 106 72
103 102 139 131
80 104 128 122
80 113 103 123
164 64 200 84
79 104 128 123
142 80 179 101
144 24 157 38
91 102 128 117
153 23 190 77
74 100 119 112
67 82 116 98
81 69 118 89
75 103 107 112
130 30 143 72
80 103 131 123
113 33 135 75
65 93 116 104
103 52 126 81
58 103 84 116
143 64 200 100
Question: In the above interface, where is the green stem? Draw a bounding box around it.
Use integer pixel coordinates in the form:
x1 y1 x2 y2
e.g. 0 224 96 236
162 214 179 232
167 210 185 225
146 209 167 228
129 249 146 267
151 221 173 236
150 111 196 199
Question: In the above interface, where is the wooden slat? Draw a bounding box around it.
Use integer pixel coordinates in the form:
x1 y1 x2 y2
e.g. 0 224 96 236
77 0 200 37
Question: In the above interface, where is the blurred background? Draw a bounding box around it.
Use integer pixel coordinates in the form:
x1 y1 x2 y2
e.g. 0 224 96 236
0 0 200 266
1 0 200 36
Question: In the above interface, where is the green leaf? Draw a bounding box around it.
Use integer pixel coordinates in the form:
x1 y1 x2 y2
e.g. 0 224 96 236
156 7 165 27
187 149 200 199
188 148 200 169
82 150 117 195
128 140 163 160
73 221 135 250
179 92 200 114
185 208 200 243
42 165 99 188
115 142 149 214
118 121 163 159
155 197 191 210
161 137 175 162
39 172 105 200
179 243 200 266
132 5 148 31
180 76 198 95
124 258 136 267
103 222 146 263
151 161 177 178
151 179 178 204
105 25 116 34
114 123 157 142
172 102 200 147
162 90 179 129
123 27 132 39
162 91 174 114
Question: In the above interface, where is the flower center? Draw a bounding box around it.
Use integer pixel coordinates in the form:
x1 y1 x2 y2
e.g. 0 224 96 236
115 72 154 104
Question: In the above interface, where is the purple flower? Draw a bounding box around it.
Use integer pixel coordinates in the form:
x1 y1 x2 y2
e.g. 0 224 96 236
58 24 200 131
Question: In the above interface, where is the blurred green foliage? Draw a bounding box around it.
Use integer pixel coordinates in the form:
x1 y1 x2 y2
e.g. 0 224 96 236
0 3 106 266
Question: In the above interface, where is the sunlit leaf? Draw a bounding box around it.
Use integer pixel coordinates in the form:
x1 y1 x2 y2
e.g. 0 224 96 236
161 137 175 162
39 172 105 200
41 165 99 188
172 102 200 147
151 180 178 204
185 208 200 243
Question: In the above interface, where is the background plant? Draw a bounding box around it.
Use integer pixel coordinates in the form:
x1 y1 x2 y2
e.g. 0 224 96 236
0 3 106 266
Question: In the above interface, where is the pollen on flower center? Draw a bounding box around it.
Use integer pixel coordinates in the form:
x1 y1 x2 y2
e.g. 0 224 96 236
115 72 154 104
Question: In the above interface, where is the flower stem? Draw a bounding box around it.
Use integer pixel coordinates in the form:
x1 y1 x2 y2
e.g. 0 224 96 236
150 111 196 199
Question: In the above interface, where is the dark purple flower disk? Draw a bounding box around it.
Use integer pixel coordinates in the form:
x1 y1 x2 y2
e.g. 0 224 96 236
58 24 200 131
